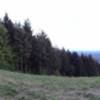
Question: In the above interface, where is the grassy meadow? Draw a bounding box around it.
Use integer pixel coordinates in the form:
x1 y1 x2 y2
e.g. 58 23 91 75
0 70 100 100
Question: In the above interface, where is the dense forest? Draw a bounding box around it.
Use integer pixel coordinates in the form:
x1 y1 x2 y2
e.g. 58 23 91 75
0 13 100 76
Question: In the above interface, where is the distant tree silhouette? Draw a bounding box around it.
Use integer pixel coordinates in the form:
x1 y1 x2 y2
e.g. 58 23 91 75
0 13 99 76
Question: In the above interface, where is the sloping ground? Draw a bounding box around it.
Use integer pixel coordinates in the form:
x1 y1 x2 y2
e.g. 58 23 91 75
0 70 100 100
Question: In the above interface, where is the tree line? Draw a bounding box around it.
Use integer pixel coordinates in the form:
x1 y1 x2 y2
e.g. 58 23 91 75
0 13 100 76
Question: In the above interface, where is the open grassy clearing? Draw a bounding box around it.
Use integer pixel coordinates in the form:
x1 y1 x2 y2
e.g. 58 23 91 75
0 70 100 100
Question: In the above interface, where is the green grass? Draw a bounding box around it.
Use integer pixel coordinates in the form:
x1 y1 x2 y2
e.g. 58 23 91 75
0 70 100 100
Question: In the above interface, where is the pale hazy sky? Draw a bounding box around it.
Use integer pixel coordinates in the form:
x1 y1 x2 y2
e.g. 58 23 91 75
0 0 100 51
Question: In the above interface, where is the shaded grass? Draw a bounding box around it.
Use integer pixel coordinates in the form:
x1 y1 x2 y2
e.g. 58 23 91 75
0 84 17 96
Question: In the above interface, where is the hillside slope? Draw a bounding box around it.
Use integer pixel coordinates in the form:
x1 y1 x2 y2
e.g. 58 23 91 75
0 70 100 100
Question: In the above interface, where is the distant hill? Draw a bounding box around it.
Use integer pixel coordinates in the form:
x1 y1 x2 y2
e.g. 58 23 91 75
78 51 100 63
